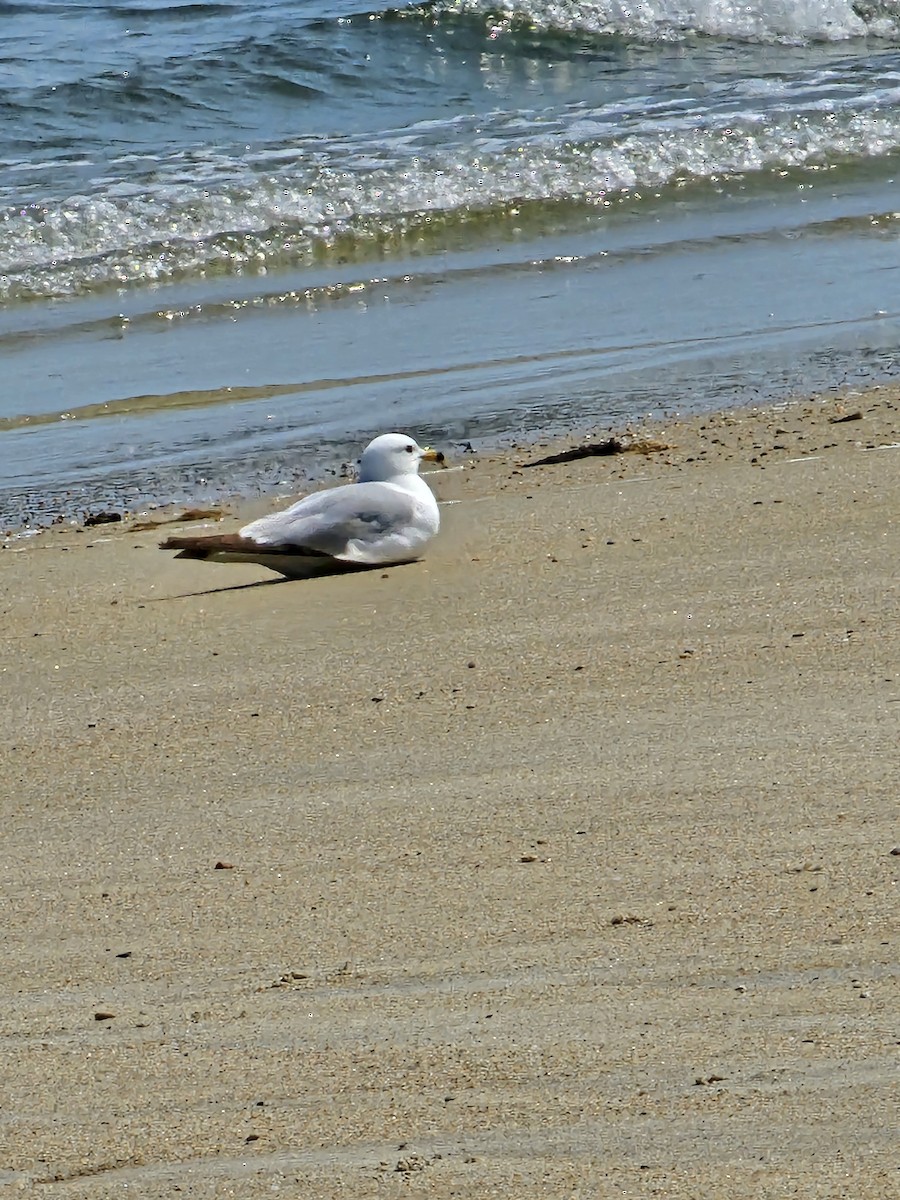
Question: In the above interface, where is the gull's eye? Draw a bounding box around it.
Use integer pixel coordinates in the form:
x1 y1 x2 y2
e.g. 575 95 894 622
405 444 414 453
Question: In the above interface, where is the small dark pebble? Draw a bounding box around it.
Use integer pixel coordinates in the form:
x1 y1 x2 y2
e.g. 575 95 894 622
245 1134 260 1143
94 1011 116 1021
115 951 132 959
84 511 123 527
214 861 235 870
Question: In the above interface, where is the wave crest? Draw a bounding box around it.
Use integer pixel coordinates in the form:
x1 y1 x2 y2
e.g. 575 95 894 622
417 0 900 44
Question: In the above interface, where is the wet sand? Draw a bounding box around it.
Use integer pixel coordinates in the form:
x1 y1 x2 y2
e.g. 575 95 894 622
1 392 898 1197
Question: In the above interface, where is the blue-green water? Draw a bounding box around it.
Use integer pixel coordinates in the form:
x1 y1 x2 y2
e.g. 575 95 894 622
3 0 900 527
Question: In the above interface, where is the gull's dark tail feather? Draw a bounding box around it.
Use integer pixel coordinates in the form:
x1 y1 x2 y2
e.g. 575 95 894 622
159 533 357 579
159 533 272 562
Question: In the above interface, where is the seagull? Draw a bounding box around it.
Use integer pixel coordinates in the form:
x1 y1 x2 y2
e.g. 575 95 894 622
160 433 445 578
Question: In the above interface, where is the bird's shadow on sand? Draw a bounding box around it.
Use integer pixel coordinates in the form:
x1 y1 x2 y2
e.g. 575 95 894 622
153 561 416 601
157 576 291 600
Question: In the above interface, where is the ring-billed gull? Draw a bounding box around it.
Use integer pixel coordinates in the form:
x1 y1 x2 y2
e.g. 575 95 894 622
160 433 445 578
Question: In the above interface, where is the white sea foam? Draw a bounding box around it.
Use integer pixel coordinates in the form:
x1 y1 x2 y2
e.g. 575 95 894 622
431 0 900 43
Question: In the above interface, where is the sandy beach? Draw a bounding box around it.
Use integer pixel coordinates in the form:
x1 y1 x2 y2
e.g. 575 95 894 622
1 392 897 1197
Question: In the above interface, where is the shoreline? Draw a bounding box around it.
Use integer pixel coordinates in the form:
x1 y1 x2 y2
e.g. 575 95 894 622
1 389 897 1197
5 381 900 544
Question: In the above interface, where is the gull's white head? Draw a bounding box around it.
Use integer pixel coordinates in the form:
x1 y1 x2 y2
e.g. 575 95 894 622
359 433 444 483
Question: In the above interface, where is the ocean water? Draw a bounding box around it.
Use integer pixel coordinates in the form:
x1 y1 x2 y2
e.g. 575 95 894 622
2 0 900 526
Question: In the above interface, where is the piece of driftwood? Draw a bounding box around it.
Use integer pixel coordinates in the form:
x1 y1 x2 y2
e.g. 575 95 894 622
130 507 226 532
828 410 863 424
523 437 668 468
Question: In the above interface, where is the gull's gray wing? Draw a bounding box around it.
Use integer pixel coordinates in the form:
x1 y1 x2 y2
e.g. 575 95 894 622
240 481 418 559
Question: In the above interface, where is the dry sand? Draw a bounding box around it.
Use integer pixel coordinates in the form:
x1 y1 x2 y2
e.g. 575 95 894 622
1 393 898 1198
